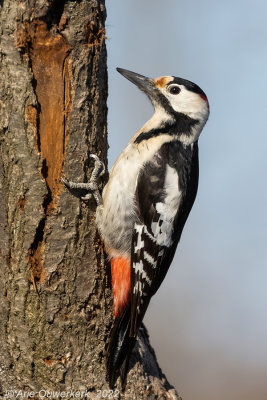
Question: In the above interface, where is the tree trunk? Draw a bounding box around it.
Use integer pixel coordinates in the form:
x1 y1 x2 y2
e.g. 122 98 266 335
0 1 181 398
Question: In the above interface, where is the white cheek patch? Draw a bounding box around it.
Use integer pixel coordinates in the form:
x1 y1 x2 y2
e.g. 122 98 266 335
158 85 209 145
165 86 200 113
160 85 209 121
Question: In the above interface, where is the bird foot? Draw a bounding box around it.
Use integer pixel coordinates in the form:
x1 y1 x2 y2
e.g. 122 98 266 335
62 154 105 206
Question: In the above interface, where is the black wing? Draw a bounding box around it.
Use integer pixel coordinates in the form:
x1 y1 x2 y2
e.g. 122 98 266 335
130 140 199 337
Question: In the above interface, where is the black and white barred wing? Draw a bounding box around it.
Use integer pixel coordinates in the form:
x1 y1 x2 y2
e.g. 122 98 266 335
130 222 167 337
129 152 184 338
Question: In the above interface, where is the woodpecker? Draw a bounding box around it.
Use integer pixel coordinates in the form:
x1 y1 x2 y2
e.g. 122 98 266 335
62 68 209 389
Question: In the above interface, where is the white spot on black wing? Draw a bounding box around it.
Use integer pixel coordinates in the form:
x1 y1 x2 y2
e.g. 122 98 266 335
130 141 200 337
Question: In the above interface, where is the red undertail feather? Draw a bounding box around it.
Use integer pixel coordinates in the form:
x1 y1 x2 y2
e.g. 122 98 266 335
111 257 131 317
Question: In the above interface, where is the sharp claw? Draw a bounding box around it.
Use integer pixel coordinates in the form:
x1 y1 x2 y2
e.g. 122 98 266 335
89 153 105 177
61 176 69 186
81 194 93 201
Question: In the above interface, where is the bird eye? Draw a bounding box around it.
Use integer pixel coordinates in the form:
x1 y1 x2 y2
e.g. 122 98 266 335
169 85 181 95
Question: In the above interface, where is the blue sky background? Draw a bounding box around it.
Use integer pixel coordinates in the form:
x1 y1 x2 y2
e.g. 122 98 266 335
106 1 267 399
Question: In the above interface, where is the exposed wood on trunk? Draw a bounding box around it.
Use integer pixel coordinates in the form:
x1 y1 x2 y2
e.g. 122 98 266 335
0 1 181 398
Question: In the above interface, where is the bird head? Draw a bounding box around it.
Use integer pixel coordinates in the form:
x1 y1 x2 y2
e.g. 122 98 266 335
117 68 209 145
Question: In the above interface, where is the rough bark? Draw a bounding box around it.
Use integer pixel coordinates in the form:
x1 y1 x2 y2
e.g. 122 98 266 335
0 1 181 399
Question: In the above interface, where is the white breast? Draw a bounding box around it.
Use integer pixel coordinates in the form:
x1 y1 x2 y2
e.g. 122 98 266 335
96 135 173 257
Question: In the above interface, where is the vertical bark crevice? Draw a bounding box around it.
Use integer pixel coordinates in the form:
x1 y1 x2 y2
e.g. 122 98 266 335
16 16 72 284
24 19 72 209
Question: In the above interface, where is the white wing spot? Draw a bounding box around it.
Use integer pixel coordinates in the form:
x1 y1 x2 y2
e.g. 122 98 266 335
151 165 182 247
158 249 164 257
134 224 144 252
143 251 157 268
143 226 157 243
133 281 143 295
133 261 152 285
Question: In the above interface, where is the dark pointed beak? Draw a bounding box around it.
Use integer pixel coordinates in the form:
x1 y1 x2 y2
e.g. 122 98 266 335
117 68 155 97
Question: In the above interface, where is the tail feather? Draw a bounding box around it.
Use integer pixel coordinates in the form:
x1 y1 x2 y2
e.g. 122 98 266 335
106 305 136 389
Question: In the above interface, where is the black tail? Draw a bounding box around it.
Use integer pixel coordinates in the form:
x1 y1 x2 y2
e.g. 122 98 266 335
106 305 136 389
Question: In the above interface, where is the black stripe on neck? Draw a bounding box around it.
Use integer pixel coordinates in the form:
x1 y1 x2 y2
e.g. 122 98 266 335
134 114 199 144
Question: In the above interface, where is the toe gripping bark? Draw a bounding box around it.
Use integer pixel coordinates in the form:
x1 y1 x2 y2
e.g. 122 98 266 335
62 154 105 205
